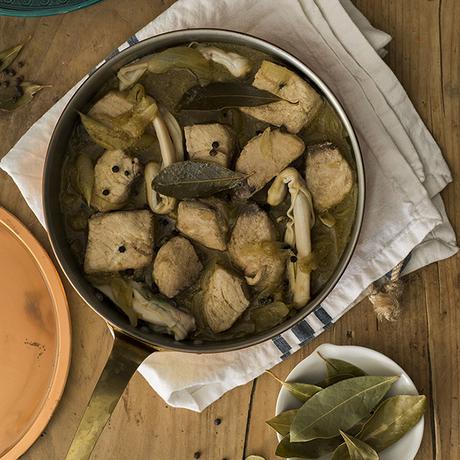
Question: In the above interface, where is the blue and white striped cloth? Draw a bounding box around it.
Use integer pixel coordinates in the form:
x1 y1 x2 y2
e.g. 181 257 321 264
1 0 456 411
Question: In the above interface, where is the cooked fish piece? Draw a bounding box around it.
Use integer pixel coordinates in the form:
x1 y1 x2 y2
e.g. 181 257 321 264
153 236 203 298
202 264 250 333
240 100 310 134
84 210 154 273
88 90 133 119
235 128 305 198
254 61 322 115
305 143 353 211
176 198 229 251
240 61 322 133
228 203 285 291
92 149 142 212
184 123 235 167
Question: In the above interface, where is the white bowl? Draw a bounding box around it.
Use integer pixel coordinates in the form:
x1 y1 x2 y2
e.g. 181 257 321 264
275 343 424 460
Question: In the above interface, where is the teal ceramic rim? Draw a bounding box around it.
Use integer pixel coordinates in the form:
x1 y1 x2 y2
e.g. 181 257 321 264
0 0 102 17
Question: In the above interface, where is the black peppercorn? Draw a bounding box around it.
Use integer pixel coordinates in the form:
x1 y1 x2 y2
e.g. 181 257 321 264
112 165 120 173
290 255 297 263
17 61 24 68
193 452 201 459
214 418 222 426
5 68 16 77
209 149 218 157
118 245 126 253
124 170 130 176
102 189 110 196
211 141 219 149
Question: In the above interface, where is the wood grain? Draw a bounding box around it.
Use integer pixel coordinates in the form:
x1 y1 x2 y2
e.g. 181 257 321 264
0 1 458 459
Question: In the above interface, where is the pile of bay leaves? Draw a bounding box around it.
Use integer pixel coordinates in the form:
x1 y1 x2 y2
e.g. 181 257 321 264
267 355 426 459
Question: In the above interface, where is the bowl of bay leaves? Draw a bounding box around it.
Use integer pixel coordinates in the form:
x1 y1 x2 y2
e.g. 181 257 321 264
268 343 426 460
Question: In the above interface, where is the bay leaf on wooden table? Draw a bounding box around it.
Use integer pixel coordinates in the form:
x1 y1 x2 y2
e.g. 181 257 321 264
266 409 298 436
265 370 323 403
331 432 379 460
357 395 426 452
178 82 281 111
152 160 246 199
0 83 47 112
290 376 399 442
75 154 94 206
276 434 342 459
0 42 24 72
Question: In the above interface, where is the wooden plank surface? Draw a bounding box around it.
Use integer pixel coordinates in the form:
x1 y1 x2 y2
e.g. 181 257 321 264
0 1 458 459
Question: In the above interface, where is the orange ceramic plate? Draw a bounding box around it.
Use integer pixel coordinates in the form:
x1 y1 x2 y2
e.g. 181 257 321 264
0 208 71 459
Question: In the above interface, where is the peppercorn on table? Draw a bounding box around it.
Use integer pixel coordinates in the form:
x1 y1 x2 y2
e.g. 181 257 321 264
0 1 458 459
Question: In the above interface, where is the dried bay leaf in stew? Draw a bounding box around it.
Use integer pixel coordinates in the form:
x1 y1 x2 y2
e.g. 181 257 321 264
276 434 342 459
266 409 298 436
290 376 399 442
79 113 136 150
357 395 426 452
75 154 94 206
152 160 247 199
178 82 281 111
332 432 379 460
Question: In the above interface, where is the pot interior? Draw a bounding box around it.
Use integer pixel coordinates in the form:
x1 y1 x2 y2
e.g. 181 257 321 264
44 29 364 353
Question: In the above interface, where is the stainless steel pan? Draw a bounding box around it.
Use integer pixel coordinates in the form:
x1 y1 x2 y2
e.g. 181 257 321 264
43 29 365 460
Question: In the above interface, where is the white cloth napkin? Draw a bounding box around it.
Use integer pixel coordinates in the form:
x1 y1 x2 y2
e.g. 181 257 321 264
1 0 457 412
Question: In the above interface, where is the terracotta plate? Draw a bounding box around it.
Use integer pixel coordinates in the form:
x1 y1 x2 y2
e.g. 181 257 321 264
0 208 71 459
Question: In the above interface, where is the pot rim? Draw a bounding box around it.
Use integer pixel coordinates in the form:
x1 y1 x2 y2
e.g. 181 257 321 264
43 28 365 353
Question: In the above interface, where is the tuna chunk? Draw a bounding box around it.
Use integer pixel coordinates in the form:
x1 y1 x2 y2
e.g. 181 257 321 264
92 149 142 212
241 100 309 134
176 198 229 251
202 264 250 333
184 123 235 167
84 210 153 273
235 128 305 198
240 61 322 133
153 236 203 298
305 143 353 211
88 90 133 119
229 204 285 291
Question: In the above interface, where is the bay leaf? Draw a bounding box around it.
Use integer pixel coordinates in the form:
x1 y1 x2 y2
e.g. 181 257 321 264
178 82 281 111
319 353 366 379
75 154 94 206
265 370 323 403
0 43 24 72
110 277 138 327
79 112 136 150
290 376 399 442
318 373 357 388
335 431 379 460
276 434 342 459
331 444 349 460
266 409 298 436
358 395 426 452
152 160 246 199
0 83 47 112
118 46 229 90
251 301 290 333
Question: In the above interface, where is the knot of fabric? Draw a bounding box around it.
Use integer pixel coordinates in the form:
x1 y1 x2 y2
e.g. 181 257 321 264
368 261 404 321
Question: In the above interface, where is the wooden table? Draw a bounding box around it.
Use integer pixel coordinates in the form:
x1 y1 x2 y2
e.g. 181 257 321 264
0 1 458 459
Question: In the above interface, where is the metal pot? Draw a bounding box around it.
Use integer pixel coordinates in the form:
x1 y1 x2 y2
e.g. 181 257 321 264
43 29 365 460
